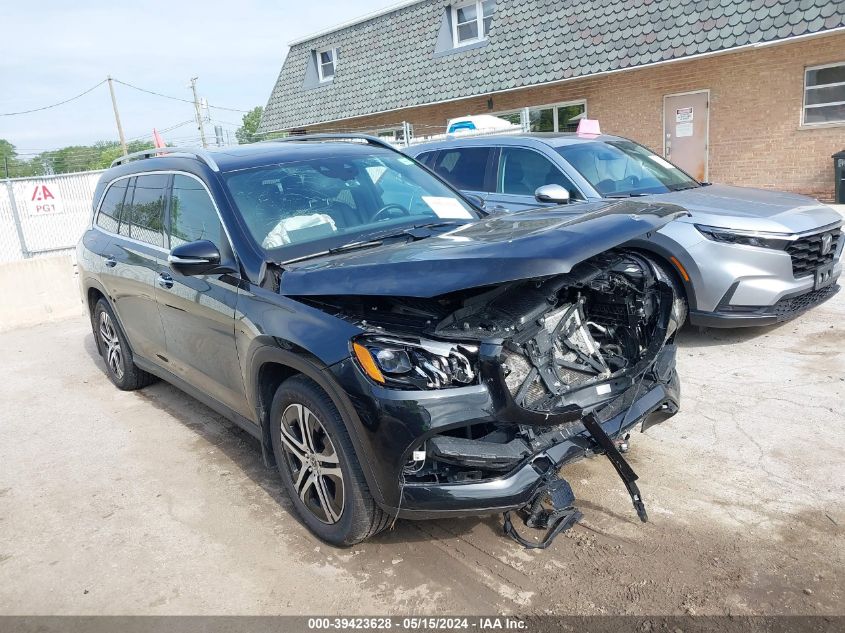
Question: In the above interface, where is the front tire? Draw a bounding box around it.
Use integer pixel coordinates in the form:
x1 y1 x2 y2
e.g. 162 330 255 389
649 258 688 334
93 299 157 391
270 375 390 545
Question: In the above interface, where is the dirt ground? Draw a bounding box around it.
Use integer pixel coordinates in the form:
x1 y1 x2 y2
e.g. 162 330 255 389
0 291 843 616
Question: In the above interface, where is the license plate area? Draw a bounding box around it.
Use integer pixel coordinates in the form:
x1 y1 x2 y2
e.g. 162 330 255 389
815 263 835 290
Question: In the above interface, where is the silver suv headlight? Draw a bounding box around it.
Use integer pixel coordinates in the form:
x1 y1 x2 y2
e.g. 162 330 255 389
695 224 790 249
352 335 478 389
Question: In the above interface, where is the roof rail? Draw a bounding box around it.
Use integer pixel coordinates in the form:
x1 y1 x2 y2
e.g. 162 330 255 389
110 147 220 172
260 133 398 153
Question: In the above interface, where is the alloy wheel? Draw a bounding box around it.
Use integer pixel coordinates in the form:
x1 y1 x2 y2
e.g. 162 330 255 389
279 403 345 524
98 312 124 380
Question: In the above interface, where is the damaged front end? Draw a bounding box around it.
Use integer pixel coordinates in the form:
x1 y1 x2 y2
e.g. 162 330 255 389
307 247 682 546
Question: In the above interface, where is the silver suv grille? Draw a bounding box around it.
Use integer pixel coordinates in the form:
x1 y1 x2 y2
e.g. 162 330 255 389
785 228 841 278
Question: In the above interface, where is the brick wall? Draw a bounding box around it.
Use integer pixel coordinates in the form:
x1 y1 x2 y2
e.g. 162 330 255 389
307 32 845 200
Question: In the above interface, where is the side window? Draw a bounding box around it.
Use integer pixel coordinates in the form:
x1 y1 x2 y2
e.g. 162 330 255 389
119 174 167 247
169 175 224 248
431 147 492 192
95 180 129 233
498 147 582 199
415 151 436 167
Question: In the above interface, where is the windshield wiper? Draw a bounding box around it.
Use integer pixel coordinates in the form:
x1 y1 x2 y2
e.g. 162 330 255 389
281 239 384 265
281 222 461 266
356 221 460 243
667 183 700 192
605 192 648 198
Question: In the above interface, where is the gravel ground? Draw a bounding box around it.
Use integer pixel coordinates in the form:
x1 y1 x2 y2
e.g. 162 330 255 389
0 291 843 616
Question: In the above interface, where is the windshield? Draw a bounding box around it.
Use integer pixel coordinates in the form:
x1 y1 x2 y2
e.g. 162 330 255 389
556 140 699 196
224 151 478 255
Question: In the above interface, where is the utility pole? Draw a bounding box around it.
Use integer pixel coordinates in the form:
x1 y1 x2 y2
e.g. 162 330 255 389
107 76 128 156
189 77 208 148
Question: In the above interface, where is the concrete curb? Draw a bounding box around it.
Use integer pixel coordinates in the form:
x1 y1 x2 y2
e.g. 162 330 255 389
0 255 85 332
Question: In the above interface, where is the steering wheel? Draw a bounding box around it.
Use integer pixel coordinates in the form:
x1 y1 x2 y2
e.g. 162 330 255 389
371 203 411 222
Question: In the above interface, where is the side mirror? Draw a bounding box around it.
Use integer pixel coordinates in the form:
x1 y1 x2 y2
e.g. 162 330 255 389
168 239 222 276
534 184 570 205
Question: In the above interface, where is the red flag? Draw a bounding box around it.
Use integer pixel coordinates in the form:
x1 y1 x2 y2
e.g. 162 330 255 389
152 128 165 149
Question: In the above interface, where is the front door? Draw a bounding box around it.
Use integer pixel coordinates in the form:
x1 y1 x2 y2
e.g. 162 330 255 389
157 174 249 418
663 91 709 182
489 146 584 213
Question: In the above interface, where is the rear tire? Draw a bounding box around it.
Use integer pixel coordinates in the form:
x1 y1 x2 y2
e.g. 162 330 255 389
93 299 157 391
270 375 390 546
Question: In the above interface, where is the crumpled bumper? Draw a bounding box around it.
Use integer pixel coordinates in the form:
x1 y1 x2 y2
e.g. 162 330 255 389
330 342 680 519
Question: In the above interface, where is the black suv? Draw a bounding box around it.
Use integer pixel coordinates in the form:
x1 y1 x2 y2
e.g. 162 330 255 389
78 136 686 546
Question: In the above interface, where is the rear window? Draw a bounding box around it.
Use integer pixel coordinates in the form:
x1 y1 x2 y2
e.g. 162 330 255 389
415 151 436 167
95 180 128 233
118 174 168 248
430 147 492 192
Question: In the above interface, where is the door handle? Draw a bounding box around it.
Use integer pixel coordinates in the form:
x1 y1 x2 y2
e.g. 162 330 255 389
157 272 174 289
104 256 117 268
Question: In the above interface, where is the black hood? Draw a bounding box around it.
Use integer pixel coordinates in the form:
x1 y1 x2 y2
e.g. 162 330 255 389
279 200 688 298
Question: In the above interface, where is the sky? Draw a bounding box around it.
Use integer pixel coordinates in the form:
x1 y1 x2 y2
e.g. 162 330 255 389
0 0 395 158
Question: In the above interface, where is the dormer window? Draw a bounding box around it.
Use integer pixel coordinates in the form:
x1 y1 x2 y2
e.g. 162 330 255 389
452 0 494 47
317 48 336 82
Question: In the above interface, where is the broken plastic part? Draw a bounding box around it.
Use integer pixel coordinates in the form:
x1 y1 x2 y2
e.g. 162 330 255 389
582 413 648 523
502 474 583 549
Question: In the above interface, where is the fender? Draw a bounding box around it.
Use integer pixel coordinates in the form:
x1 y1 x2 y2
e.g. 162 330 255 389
625 234 701 312
246 343 387 506
82 276 139 358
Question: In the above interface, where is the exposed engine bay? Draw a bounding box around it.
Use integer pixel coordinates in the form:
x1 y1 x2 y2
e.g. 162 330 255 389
296 248 681 547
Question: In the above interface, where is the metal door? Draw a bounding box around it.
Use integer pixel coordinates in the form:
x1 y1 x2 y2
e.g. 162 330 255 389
663 91 709 182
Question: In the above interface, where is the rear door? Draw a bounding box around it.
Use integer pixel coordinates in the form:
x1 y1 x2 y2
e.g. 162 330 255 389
488 146 584 213
98 174 169 363
157 174 248 418
663 90 709 182
428 146 496 205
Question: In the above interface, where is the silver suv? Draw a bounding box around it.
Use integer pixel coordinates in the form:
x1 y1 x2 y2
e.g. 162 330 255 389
406 134 842 328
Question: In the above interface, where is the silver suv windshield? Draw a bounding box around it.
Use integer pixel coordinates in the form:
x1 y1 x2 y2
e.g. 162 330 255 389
224 151 479 255
556 140 700 197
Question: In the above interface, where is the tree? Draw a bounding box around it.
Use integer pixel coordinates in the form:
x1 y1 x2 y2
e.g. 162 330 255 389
0 139 35 178
1 138 157 177
236 106 264 145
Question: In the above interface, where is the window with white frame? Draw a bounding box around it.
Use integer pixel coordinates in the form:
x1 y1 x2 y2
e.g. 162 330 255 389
317 48 336 82
452 0 495 47
496 101 587 132
803 62 845 125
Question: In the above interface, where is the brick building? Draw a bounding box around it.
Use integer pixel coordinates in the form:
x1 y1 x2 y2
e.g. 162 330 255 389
259 0 845 200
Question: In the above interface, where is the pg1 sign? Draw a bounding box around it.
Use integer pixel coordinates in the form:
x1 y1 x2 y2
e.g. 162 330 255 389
27 184 64 215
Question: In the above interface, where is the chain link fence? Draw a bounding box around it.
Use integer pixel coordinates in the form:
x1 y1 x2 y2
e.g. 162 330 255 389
0 170 103 263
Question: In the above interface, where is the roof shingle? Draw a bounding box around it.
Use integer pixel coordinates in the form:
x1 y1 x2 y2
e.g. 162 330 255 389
259 0 845 132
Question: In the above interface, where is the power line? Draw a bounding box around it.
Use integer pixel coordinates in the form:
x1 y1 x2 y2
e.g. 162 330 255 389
112 78 250 113
0 80 107 116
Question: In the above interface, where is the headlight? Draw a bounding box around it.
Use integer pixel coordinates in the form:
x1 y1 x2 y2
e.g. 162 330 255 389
352 336 477 389
695 224 790 249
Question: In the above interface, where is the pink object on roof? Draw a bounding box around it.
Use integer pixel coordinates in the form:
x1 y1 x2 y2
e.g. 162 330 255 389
576 119 601 137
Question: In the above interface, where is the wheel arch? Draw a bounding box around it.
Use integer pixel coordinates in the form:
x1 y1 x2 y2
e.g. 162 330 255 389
624 240 698 312
83 279 139 357
247 343 386 505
